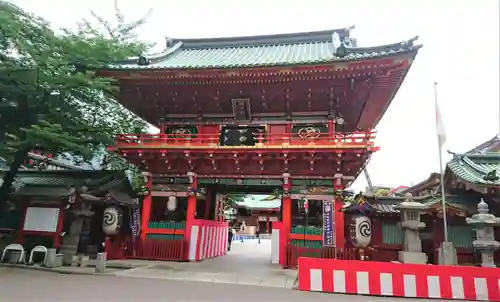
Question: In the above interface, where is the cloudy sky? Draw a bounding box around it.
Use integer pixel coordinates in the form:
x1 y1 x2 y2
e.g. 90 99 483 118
13 0 500 190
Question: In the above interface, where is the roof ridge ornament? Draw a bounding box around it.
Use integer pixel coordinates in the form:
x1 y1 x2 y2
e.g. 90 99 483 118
332 32 349 57
137 56 150 66
165 37 173 48
483 169 499 182
344 25 355 32
401 36 419 47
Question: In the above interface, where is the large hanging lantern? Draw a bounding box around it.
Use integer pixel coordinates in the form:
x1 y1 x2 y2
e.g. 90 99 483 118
350 215 372 248
102 206 123 236
167 195 177 211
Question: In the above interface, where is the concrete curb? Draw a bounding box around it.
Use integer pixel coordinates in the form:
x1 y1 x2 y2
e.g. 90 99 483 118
0 263 113 276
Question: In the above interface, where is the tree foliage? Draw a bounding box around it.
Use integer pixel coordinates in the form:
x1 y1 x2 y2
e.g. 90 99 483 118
0 0 152 202
374 188 391 197
224 194 247 209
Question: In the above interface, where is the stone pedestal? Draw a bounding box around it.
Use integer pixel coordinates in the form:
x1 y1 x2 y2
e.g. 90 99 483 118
438 241 458 265
398 251 427 264
95 252 106 273
466 199 500 268
45 248 62 268
396 200 428 264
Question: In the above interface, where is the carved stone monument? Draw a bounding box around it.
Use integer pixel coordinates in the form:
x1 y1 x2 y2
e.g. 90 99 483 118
466 199 500 268
397 200 428 264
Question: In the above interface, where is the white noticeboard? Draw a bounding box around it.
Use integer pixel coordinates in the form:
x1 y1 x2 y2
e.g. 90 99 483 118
23 207 60 233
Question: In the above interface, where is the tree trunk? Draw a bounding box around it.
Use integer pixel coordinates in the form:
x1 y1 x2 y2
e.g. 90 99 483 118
0 147 29 207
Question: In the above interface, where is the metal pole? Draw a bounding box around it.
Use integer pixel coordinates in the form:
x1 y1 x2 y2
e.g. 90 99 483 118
304 201 308 246
434 82 448 243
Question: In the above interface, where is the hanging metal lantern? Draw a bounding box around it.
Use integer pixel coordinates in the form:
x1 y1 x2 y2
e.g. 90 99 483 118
167 195 177 211
102 206 123 236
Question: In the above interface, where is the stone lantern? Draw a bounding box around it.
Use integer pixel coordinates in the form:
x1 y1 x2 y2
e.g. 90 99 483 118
466 199 500 268
396 200 428 264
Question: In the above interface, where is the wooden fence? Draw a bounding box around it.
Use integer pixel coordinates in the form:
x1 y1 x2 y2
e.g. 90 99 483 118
284 244 357 268
123 238 185 261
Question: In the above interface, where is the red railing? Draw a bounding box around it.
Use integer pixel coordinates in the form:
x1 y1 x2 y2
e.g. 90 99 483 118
284 244 358 268
123 238 185 261
114 131 377 149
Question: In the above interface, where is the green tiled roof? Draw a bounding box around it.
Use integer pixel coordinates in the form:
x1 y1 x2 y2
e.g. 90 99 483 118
235 195 281 209
107 27 421 70
447 153 500 186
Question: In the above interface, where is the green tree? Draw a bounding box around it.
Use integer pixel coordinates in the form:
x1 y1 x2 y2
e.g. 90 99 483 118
374 188 390 197
225 194 247 209
0 0 151 205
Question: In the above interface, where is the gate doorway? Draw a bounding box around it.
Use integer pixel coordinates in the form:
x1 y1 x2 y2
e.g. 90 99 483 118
214 185 280 274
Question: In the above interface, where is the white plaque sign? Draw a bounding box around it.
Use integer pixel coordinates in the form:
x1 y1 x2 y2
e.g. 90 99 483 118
23 207 60 233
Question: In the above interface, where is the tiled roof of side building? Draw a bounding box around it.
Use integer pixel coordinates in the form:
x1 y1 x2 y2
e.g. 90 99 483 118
447 153 500 186
107 27 421 70
399 172 440 195
343 194 475 215
1 170 138 206
466 134 500 154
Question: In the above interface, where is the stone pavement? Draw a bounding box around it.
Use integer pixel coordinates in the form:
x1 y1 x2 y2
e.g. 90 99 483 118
0 258 158 276
0 267 436 302
114 239 298 288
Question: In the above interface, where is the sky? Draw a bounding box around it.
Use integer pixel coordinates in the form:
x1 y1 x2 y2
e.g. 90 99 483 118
12 0 500 191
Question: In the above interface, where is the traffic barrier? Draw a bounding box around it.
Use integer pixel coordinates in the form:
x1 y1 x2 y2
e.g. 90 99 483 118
298 258 500 301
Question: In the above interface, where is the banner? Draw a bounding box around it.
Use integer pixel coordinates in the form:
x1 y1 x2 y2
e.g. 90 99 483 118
322 200 335 246
130 199 141 237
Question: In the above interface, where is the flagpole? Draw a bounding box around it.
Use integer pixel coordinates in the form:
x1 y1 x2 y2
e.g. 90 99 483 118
434 82 449 243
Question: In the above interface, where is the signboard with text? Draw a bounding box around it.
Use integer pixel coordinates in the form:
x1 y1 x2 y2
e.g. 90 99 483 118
322 200 335 247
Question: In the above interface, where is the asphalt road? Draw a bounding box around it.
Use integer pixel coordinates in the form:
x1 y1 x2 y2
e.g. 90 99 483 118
0 268 437 302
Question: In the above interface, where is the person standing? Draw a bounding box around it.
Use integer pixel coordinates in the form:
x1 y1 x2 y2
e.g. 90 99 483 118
227 227 234 251
255 224 261 244
240 221 245 242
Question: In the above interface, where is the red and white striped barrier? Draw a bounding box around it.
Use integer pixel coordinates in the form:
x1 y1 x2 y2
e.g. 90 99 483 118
298 258 500 301
271 222 282 265
188 220 228 261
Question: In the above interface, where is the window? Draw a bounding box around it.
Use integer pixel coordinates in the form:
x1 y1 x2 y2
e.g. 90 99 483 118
382 223 402 244
448 225 473 248
406 211 418 221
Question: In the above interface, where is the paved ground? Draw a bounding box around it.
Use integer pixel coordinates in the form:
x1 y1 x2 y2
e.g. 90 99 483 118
114 239 297 288
0 268 437 302
0 239 439 301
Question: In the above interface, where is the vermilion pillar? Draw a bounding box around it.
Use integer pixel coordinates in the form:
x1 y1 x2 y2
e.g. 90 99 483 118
140 172 153 241
54 204 65 248
333 174 345 248
281 173 292 264
328 119 335 138
184 172 198 257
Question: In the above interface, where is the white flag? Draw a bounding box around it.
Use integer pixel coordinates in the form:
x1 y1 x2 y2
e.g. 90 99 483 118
435 94 446 146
